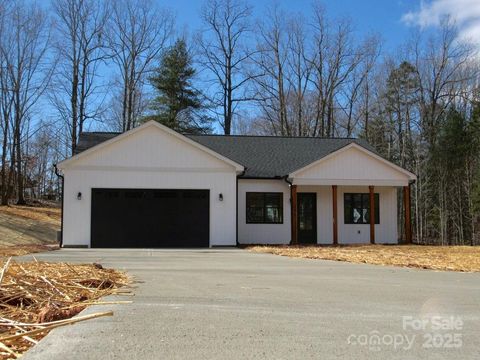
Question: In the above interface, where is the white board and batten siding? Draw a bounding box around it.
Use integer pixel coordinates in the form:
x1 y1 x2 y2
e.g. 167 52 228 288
236 145 413 245
59 123 240 247
60 123 415 247
237 179 291 244
237 182 398 245
297 185 398 244
291 144 414 187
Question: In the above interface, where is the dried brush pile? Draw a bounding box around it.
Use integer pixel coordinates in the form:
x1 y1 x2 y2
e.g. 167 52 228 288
0 258 131 359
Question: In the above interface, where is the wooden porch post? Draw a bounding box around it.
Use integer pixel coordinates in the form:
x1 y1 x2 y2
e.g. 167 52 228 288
369 185 375 244
291 185 298 245
332 185 338 245
403 185 412 244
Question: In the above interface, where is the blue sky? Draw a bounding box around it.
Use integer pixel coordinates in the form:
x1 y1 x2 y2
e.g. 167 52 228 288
39 0 480 133
170 0 415 51
168 0 480 50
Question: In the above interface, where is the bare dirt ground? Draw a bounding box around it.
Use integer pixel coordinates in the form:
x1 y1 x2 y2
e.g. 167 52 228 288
0 205 60 256
248 244 480 272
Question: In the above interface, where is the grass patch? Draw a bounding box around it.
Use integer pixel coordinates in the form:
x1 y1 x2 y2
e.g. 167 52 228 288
248 244 480 272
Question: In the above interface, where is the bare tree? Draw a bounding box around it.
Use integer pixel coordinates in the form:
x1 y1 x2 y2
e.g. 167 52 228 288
0 0 14 205
252 4 290 135
107 0 173 132
286 14 313 136
0 1 53 204
253 6 315 136
52 0 110 155
309 3 364 137
24 120 61 199
407 19 480 244
411 19 478 148
338 35 381 137
198 0 254 134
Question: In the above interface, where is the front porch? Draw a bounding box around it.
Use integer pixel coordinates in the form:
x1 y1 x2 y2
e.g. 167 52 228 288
290 184 412 245
286 143 417 245
237 142 417 245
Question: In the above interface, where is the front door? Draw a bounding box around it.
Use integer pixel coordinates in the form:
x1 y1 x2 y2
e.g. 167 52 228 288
297 193 317 244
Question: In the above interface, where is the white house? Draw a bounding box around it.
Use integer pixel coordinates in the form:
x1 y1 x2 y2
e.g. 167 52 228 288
55 121 416 248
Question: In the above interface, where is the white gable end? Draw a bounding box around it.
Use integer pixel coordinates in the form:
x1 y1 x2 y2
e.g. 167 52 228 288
61 123 239 172
291 145 415 186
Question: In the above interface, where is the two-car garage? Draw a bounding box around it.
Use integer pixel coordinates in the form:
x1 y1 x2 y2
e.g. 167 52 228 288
91 189 210 248
58 121 243 248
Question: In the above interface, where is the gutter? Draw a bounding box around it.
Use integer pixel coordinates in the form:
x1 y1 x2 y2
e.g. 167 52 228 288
283 175 293 186
53 164 64 248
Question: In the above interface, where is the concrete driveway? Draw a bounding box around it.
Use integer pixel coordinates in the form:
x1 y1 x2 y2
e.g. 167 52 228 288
22 249 480 360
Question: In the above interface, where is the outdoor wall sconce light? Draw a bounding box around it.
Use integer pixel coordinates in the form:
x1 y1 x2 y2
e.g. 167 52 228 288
77 192 82 200
219 193 223 201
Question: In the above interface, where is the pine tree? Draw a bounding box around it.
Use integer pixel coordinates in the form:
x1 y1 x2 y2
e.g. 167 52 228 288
432 108 480 244
384 61 419 168
468 104 480 244
147 39 211 134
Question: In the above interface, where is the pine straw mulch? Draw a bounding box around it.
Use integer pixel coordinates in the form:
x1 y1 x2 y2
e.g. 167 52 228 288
0 258 132 359
247 245 480 272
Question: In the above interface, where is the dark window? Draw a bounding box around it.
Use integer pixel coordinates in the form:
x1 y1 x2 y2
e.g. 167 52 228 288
246 192 283 224
344 193 379 224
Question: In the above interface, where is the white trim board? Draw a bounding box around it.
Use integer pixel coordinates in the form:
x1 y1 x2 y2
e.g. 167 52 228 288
292 178 410 186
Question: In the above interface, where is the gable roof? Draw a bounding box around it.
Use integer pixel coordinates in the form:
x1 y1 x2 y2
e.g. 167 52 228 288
189 135 378 178
73 127 390 178
289 142 416 180
59 121 244 171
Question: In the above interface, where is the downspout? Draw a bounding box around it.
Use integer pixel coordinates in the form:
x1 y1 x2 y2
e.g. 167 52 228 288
54 164 64 248
236 168 246 246
284 176 294 245
284 176 293 207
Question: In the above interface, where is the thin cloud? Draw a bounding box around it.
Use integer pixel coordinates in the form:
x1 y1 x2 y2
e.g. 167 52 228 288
401 0 480 44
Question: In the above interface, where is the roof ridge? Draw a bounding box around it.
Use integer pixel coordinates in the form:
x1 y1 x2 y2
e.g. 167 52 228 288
80 131 122 135
79 131 360 141
188 134 359 140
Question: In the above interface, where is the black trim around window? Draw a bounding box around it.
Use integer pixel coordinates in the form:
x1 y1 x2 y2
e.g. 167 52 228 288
344 193 380 224
246 192 283 224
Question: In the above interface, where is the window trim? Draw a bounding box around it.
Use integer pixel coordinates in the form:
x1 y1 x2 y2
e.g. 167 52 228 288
343 193 380 225
246 192 284 224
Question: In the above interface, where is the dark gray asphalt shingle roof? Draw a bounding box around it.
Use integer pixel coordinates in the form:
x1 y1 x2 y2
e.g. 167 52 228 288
75 132 376 178
75 132 121 154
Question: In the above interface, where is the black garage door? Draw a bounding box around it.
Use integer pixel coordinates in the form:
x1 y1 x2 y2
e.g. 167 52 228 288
91 189 209 248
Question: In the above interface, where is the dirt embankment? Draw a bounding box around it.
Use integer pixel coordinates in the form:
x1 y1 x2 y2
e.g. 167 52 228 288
0 205 61 256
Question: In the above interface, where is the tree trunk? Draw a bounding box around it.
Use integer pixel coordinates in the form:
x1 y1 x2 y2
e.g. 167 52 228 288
1 115 10 205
